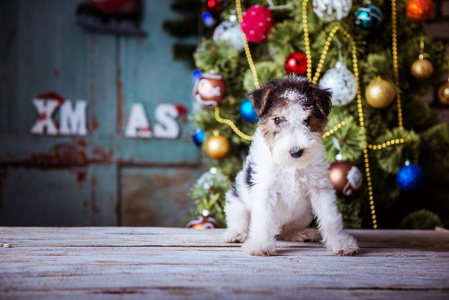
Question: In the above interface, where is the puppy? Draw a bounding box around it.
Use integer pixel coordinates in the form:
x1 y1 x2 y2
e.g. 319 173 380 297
222 75 359 256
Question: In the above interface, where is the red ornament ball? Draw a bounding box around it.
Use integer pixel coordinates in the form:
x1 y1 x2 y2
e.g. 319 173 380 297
405 0 434 22
241 5 275 43
205 0 223 14
284 52 308 75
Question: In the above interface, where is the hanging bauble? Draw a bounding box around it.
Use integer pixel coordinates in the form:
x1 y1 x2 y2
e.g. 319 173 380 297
319 62 357 106
405 0 434 22
187 210 220 229
355 5 382 30
204 133 230 160
438 82 449 105
194 73 227 108
284 52 308 75
205 0 223 15
240 5 275 43
410 56 434 80
396 162 426 192
213 21 244 52
192 129 206 147
329 160 363 197
196 167 228 190
240 98 258 123
365 77 395 109
313 0 352 22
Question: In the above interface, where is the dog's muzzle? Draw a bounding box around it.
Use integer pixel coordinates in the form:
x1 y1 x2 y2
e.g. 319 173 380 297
289 147 304 158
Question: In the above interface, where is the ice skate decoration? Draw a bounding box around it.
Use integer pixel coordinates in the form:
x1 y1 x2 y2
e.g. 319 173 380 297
76 0 147 37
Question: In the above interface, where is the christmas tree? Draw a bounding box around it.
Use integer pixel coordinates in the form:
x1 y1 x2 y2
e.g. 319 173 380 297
188 0 449 229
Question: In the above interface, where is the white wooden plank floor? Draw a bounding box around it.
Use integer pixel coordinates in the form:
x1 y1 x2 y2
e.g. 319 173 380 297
1 227 448 299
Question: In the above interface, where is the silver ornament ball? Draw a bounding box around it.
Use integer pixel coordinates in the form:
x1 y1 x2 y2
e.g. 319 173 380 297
212 21 244 52
319 62 357 106
313 0 352 22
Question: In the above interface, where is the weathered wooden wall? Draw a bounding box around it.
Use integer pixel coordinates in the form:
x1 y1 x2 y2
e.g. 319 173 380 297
0 0 201 226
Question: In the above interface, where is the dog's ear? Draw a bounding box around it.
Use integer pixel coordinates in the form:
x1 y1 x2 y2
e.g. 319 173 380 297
311 87 332 118
248 85 274 117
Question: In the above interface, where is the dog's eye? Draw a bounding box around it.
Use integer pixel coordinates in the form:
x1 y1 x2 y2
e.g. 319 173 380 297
303 116 311 125
274 117 281 125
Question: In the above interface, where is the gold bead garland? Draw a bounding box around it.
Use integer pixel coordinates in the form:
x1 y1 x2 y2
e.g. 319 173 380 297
368 136 413 150
214 107 349 142
391 0 404 128
301 1 377 227
302 0 312 80
236 0 260 90
323 121 347 138
211 0 259 143
214 107 253 141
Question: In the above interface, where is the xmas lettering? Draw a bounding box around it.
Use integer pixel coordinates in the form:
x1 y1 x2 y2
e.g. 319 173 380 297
30 97 185 139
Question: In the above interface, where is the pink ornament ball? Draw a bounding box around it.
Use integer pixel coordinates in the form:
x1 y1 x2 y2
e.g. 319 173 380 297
241 5 275 43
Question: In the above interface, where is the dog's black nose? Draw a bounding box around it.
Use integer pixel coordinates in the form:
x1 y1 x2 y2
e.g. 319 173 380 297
289 148 304 158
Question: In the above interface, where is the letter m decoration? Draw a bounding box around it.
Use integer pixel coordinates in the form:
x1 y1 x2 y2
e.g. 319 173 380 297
30 91 88 136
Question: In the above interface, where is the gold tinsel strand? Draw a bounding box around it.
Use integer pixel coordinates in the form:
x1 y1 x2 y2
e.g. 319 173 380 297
214 107 253 141
236 0 260 89
368 136 413 150
302 0 313 80
391 0 404 128
302 19 377 228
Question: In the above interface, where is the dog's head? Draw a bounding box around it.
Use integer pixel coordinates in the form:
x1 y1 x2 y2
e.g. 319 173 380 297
248 75 332 169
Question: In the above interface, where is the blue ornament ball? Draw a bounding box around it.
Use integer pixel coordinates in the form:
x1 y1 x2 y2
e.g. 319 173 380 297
192 129 206 147
355 5 382 29
240 98 258 123
396 163 426 192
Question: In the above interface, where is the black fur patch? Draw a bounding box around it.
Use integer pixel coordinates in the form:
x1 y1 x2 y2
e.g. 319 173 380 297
232 183 239 198
245 162 255 188
248 75 332 120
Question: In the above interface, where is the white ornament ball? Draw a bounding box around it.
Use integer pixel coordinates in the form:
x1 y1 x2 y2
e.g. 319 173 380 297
313 0 352 22
319 62 357 106
213 21 244 52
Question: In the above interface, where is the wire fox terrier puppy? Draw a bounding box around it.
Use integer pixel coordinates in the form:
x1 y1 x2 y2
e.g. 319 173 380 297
223 76 359 256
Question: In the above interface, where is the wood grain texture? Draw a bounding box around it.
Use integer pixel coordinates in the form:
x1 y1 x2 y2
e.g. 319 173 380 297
0 227 448 299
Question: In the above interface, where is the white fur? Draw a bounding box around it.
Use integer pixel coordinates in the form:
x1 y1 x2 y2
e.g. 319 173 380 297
223 104 359 256
281 89 302 102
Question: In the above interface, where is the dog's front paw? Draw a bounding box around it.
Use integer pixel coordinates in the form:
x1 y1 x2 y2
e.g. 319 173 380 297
242 239 277 256
222 229 248 243
327 234 359 256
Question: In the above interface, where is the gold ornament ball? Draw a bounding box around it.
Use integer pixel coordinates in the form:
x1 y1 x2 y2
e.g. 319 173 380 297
365 77 395 109
204 134 230 160
438 82 449 105
410 57 433 80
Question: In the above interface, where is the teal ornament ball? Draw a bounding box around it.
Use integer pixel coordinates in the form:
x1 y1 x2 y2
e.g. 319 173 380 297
396 163 426 192
355 5 382 29
240 98 258 123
